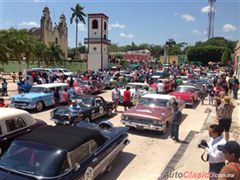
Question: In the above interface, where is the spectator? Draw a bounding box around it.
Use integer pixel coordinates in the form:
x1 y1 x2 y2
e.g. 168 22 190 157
68 100 81 125
53 87 60 107
217 96 235 141
171 100 181 142
112 85 120 113
232 76 239 99
62 88 70 105
200 124 226 180
199 85 206 105
217 141 240 180
132 85 141 105
142 86 149 96
0 98 8 107
69 77 74 87
209 88 215 105
11 72 16 83
123 87 132 111
1 79 8 96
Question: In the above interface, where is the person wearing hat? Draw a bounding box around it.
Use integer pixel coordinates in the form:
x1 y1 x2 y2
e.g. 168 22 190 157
217 141 240 180
216 96 235 141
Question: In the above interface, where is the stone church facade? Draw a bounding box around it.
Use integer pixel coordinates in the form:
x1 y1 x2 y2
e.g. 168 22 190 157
30 7 68 59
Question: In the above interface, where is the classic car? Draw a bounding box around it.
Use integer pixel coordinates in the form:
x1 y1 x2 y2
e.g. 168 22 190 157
54 68 74 77
150 70 170 79
170 85 198 107
155 78 175 94
121 94 185 134
119 82 154 99
11 83 71 112
186 79 208 91
74 80 105 95
0 108 46 156
50 95 114 125
103 75 115 89
0 125 129 179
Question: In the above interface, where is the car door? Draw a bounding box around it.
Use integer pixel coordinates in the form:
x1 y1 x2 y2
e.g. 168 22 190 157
42 88 54 106
0 117 29 155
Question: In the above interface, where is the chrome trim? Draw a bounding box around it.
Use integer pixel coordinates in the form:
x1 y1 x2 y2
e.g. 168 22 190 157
121 120 165 131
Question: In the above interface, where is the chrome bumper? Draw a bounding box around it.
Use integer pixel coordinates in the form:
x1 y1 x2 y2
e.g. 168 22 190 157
121 120 166 131
11 103 36 109
51 118 70 125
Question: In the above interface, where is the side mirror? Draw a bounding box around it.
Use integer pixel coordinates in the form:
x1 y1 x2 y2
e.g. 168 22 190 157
74 163 81 171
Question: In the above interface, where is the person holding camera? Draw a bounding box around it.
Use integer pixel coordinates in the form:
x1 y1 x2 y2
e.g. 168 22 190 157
199 124 226 179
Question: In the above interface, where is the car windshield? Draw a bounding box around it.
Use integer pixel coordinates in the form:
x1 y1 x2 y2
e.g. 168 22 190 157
139 97 169 107
176 86 195 93
76 97 95 106
0 140 68 177
30 87 49 93
62 70 69 73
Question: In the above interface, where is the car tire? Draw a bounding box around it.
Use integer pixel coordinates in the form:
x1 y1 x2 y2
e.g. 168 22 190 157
83 116 91 123
36 101 44 112
107 108 113 117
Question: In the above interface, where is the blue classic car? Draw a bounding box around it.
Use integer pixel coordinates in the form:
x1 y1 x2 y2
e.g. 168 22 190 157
11 83 70 112
0 123 129 179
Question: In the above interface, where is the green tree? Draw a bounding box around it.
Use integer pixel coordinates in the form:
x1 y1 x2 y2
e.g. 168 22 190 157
0 30 11 64
70 4 86 58
48 42 64 66
34 41 48 67
221 50 231 65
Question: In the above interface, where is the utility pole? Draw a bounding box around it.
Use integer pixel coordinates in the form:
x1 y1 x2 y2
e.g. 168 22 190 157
208 0 216 39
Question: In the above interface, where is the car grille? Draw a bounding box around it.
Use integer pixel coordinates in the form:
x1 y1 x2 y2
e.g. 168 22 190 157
14 101 29 106
54 115 69 121
127 116 154 125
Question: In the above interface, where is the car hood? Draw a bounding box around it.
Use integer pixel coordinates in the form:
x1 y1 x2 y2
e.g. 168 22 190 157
12 93 45 101
54 105 90 115
123 104 170 120
170 91 194 99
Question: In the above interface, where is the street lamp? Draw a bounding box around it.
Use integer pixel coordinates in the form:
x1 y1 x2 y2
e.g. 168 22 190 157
165 39 176 64
131 41 135 61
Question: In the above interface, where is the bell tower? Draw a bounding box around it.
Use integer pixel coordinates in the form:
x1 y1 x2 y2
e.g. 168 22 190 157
84 13 111 70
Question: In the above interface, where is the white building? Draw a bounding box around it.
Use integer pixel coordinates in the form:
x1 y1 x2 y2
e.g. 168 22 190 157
84 13 111 71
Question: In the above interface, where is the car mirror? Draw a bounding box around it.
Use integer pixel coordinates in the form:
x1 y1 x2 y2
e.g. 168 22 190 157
74 163 81 171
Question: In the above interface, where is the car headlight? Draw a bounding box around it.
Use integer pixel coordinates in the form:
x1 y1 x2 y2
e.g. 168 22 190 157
121 115 128 120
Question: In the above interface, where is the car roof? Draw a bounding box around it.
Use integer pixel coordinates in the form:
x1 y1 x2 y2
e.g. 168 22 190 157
127 82 149 86
142 94 175 100
0 108 34 122
178 85 196 88
33 83 69 88
16 126 107 152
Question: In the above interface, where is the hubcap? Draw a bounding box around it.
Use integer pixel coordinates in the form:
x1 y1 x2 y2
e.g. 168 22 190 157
84 118 90 123
36 102 43 111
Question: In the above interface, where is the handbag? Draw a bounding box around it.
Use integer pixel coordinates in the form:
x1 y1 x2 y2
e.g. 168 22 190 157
201 150 209 162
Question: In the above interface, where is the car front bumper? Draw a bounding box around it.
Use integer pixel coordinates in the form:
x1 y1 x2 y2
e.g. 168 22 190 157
121 120 166 131
51 118 70 125
11 103 36 109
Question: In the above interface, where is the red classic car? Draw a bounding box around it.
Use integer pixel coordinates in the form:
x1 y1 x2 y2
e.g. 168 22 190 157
170 85 198 107
121 94 185 134
74 80 105 95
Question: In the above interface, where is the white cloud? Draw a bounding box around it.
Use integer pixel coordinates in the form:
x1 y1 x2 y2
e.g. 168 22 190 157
109 22 125 30
191 30 202 36
119 32 134 39
201 5 215 14
19 21 39 27
223 24 237 32
180 14 195 22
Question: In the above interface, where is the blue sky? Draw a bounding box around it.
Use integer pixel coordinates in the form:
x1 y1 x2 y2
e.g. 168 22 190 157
0 0 239 47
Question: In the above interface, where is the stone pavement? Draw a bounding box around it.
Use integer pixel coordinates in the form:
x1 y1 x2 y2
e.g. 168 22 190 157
167 93 240 180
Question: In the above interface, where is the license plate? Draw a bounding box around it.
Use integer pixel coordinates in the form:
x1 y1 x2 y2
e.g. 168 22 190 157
136 125 144 130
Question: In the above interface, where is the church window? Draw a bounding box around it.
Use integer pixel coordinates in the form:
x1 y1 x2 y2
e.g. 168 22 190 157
92 20 98 29
104 34 107 39
104 22 107 30
55 37 58 44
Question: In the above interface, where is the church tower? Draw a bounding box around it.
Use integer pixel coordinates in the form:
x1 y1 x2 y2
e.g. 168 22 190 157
84 13 111 70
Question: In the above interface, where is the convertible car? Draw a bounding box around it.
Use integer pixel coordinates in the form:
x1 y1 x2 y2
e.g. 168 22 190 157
50 95 114 125
121 94 185 134
170 85 198 107
0 123 129 179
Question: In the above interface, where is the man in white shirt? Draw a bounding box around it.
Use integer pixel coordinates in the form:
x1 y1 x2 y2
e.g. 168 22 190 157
200 124 226 180
112 85 120 113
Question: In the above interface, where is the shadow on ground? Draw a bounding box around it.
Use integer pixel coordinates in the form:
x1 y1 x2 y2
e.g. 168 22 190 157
97 152 136 180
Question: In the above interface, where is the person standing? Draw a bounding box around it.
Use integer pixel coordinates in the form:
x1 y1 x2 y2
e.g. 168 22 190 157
123 87 131 111
112 85 120 113
232 76 239 99
62 88 70 105
217 96 235 141
53 87 60 107
217 141 240 180
2 79 8 96
171 100 181 142
132 86 141 105
200 124 226 180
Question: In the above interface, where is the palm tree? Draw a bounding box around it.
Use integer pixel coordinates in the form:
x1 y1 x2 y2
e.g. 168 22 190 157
0 30 11 65
70 3 86 59
34 41 48 68
48 42 64 66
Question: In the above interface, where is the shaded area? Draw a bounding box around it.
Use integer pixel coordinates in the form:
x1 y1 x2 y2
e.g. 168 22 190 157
97 152 136 180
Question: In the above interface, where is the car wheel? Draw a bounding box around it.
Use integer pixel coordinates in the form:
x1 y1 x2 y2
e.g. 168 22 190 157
83 116 91 123
36 101 43 112
84 167 94 180
107 108 113 117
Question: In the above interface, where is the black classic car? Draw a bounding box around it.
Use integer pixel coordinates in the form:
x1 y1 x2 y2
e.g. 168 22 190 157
0 123 129 179
0 108 47 156
50 95 114 125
